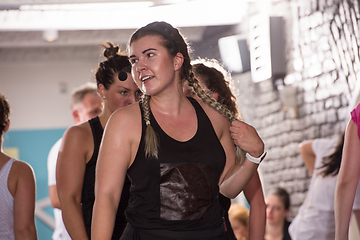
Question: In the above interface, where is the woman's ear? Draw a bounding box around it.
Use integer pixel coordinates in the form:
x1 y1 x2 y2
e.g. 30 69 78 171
4 119 10 133
98 84 106 99
174 52 184 71
211 92 219 101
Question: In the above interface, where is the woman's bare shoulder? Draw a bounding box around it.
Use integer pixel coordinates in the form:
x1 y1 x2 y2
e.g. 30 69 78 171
109 102 141 127
101 102 142 159
63 121 93 141
11 160 34 173
10 160 35 184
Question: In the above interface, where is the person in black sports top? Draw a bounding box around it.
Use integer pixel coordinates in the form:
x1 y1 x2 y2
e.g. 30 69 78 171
56 42 142 240
92 21 266 240
184 58 266 240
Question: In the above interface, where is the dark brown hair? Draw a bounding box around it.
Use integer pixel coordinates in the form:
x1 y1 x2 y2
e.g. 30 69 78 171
129 21 245 162
0 93 10 143
267 187 291 210
319 131 345 177
95 41 131 89
192 59 240 119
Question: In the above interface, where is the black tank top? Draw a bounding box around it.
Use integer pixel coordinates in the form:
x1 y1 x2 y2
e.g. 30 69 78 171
125 97 226 237
81 116 131 240
219 193 237 239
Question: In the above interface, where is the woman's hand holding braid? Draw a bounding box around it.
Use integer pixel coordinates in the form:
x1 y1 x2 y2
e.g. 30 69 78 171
230 120 265 159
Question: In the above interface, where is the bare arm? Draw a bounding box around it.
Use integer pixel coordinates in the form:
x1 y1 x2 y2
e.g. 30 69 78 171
56 126 90 240
298 140 316 175
92 107 140 240
49 185 61 209
243 171 266 240
12 161 37 240
219 120 264 199
335 120 360 240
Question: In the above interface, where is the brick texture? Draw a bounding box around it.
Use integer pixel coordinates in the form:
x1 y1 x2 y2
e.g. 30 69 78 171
234 0 360 219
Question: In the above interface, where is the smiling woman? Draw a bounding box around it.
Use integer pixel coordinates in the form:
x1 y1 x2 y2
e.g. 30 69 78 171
91 21 265 240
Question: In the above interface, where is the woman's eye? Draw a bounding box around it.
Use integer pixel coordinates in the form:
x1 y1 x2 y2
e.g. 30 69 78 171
136 90 143 97
190 91 196 96
147 53 154 58
120 91 128 95
130 59 138 64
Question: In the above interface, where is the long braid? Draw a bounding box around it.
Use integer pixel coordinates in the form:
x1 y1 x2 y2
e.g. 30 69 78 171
142 94 159 158
188 72 246 164
130 21 245 162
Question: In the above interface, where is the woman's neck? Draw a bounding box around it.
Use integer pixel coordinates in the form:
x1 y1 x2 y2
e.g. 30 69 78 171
99 106 115 129
0 151 11 167
265 221 285 240
150 92 189 117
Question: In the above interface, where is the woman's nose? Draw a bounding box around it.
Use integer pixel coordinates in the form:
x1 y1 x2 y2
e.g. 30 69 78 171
135 59 146 72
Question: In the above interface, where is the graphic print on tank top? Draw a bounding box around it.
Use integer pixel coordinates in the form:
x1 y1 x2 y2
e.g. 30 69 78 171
160 162 213 220
126 97 225 231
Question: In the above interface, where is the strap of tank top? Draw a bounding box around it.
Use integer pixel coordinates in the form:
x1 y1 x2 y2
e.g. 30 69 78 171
89 116 103 145
0 158 15 181
87 116 103 166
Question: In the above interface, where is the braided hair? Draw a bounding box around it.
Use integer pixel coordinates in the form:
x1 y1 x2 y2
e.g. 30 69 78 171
192 59 240 119
130 22 245 162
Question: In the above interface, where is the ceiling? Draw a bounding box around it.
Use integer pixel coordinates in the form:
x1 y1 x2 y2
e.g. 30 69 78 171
0 0 247 57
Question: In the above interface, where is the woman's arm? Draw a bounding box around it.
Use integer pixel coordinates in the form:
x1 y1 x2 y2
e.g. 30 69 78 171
335 120 360 240
56 126 90 240
13 161 37 240
219 120 264 199
92 107 140 240
49 185 61 209
243 171 266 240
298 140 316 175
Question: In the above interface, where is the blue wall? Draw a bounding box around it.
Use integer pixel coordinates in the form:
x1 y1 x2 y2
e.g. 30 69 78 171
3 128 67 240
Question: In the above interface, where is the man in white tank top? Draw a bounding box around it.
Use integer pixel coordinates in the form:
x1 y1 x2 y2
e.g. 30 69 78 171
47 83 102 240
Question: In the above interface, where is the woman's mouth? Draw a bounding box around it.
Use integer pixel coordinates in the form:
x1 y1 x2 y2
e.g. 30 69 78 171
141 75 153 82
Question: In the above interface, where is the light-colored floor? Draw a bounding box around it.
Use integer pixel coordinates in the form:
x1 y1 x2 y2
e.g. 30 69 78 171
349 214 360 240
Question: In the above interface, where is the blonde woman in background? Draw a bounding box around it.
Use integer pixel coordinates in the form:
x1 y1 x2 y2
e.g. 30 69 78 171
228 203 250 240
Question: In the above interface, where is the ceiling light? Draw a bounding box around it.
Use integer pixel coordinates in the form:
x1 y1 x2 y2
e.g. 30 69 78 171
0 0 245 31
43 29 58 42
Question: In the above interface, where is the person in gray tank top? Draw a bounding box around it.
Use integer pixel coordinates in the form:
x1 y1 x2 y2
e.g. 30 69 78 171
0 92 37 240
